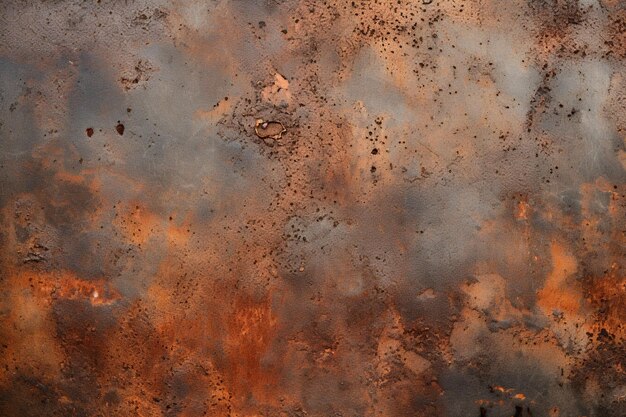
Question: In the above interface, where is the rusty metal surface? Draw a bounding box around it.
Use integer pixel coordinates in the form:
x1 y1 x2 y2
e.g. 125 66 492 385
0 1 625 416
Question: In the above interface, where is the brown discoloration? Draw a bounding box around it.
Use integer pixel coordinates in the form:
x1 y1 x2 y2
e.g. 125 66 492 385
537 242 582 316
0 0 625 416
120 60 155 91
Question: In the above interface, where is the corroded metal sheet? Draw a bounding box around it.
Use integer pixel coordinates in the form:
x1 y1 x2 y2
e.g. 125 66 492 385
0 1 625 416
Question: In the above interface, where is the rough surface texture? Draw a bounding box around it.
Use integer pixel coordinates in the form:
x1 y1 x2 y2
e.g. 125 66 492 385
0 1 625 416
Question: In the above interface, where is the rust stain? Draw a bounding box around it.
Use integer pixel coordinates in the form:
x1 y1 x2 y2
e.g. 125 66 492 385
537 242 581 316
0 0 625 416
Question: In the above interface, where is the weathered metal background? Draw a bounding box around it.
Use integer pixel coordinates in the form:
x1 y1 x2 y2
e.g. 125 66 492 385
0 1 625 416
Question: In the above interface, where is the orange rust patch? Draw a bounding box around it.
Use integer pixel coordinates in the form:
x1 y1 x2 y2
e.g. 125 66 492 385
537 242 581 316
224 296 280 407
114 203 161 246
515 199 530 220
21 270 121 306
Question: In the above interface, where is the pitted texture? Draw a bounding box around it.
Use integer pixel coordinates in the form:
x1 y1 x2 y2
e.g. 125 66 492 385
0 1 624 416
